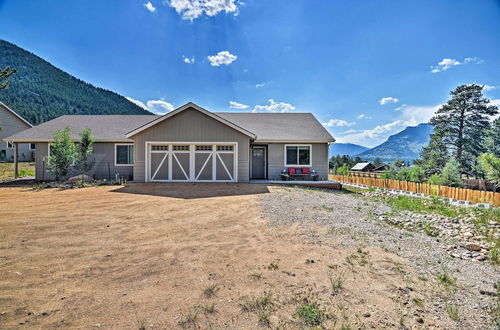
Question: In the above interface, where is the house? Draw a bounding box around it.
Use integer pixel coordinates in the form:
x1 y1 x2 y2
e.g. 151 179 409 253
6 102 335 182
351 162 375 172
0 101 33 162
374 164 389 172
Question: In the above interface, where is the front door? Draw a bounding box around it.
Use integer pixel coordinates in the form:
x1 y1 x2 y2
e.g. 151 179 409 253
251 146 266 179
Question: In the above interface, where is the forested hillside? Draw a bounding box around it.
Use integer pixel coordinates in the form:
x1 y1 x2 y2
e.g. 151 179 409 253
0 40 151 125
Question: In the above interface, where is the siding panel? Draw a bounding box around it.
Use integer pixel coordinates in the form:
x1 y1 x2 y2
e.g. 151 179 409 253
0 104 32 161
267 143 329 180
132 108 250 182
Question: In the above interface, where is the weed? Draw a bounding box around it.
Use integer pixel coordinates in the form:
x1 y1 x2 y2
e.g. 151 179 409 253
293 302 329 326
249 272 263 280
487 282 500 328
257 309 271 327
436 271 457 289
412 298 424 307
200 304 216 315
329 272 345 295
446 304 459 321
489 246 499 266
202 283 219 298
240 291 275 313
178 310 199 329
267 262 279 270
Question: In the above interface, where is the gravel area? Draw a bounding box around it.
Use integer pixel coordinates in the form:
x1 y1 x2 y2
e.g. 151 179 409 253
259 185 499 329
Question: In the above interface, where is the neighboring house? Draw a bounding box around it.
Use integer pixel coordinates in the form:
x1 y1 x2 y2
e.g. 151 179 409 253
0 101 33 162
351 162 375 172
6 102 335 182
374 164 390 172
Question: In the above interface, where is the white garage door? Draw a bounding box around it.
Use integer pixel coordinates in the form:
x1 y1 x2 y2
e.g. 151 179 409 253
147 142 237 182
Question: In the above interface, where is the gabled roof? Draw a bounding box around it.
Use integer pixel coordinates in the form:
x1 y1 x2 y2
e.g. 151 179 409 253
6 115 158 142
6 102 336 143
0 101 33 127
126 102 257 139
351 162 373 171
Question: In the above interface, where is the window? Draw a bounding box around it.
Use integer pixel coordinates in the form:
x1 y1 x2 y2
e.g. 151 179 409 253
196 145 212 151
216 145 233 151
115 144 134 165
7 141 13 149
152 145 168 151
172 145 189 151
29 143 36 150
285 145 311 166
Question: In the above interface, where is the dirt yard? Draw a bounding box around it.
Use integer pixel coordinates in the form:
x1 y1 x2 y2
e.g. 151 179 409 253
0 183 496 329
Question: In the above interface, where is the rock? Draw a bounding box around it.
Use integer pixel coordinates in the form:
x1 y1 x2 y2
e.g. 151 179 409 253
416 317 424 324
475 255 486 261
363 312 371 317
479 289 497 296
466 244 481 252
463 232 474 238
67 174 93 183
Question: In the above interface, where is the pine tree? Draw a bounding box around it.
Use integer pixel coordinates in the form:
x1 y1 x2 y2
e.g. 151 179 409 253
415 131 449 176
0 66 16 89
483 117 500 157
420 84 498 176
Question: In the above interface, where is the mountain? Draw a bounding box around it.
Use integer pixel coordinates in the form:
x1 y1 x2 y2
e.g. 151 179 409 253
357 123 433 162
0 40 151 125
329 143 369 157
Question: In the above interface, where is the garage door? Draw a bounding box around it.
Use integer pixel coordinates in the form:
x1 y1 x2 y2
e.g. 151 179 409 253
147 143 237 182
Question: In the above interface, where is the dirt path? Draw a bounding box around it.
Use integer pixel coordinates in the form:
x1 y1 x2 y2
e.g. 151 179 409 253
0 183 476 328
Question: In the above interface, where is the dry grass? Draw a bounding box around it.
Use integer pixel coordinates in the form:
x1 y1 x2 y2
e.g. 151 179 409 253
0 161 35 180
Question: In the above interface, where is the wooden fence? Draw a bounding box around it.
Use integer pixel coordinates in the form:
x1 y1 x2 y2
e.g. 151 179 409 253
329 175 500 207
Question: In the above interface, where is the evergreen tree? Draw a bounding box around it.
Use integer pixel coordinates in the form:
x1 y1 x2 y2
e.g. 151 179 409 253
47 127 75 181
483 117 500 157
74 128 95 178
373 158 384 168
426 84 498 176
0 66 15 89
415 131 449 176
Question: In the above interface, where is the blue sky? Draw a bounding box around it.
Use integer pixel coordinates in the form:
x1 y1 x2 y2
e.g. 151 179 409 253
1 0 499 147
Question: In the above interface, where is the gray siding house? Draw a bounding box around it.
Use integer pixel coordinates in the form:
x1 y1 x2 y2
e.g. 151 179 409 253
0 101 33 162
6 103 335 182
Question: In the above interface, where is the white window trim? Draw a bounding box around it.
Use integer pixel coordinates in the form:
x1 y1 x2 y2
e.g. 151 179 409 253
284 144 312 167
29 143 36 150
6 141 14 149
115 143 134 166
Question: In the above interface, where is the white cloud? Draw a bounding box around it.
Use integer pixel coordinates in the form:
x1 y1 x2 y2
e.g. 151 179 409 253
144 1 156 12
490 99 500 107
167 0 239 20
252 99 295 113
255 82 265 88
357 114 372 119
335 104 441 147
207 51 237 66
126 97 175 114
229 101 249 109
183 56 195 64
378 97 399 105
322 119 356 127
430 57 483 73
483 84 496 91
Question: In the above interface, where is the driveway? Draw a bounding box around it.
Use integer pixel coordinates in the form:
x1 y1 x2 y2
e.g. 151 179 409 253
0 183 487 328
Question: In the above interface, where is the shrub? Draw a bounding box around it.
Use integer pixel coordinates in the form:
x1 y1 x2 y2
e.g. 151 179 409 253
440 158 463 187
47 126 75 181
293 302 328 326
336 164 350 175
